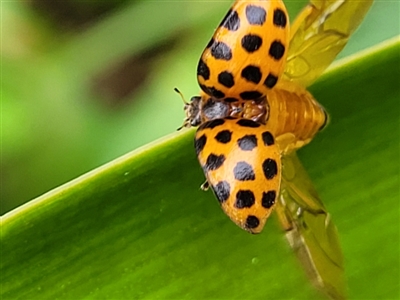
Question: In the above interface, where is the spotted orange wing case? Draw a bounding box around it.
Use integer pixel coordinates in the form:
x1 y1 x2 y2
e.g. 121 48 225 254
195 118 281 234
197 0 290 101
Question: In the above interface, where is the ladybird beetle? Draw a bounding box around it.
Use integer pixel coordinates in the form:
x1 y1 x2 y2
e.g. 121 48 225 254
178 0 373 298
195 117 281 233
180 0 373 232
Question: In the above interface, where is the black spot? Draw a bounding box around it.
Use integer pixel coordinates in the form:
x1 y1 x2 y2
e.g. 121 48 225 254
203 99 229 120
199 84 208 95
211 41 232 60
220 9 240 31
245 5 266 25
208 86 225 99
245 215 260 229
199 118 225 130
235 190 255 208
206 38 214 48
241 65 262 84
269 40 285 60
262 191 276 208
215 130 232 144
262 131 274 146
194 134 207 155
264 73 278 88
236 119 260 128
237 135 257 151
213 181 231 203
197 59 210 80
241 34 263 53
262 158 278 180
240 91 263 100
201 84 225 98
234 162 255 181
224 97 239 103
205 154 225 171
273 9 287 27
218 71 235 88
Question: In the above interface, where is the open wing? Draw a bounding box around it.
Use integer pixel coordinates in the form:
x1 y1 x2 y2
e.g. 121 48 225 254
275 152 346 300
283 0 373 87
195 118 282 233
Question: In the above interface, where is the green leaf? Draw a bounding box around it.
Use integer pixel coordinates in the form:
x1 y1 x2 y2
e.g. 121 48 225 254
2 38 399 299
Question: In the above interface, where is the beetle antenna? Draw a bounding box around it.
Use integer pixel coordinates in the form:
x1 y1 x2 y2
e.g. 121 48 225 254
174 87 189 105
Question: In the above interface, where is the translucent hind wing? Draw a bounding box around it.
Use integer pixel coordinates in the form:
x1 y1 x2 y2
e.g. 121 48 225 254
276 152 346 300
283 0 373 87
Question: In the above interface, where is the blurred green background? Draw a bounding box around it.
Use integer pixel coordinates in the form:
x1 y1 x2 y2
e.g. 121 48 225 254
2 0 399 214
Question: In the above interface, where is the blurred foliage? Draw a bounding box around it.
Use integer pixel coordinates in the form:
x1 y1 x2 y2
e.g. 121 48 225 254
1 1 399 214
